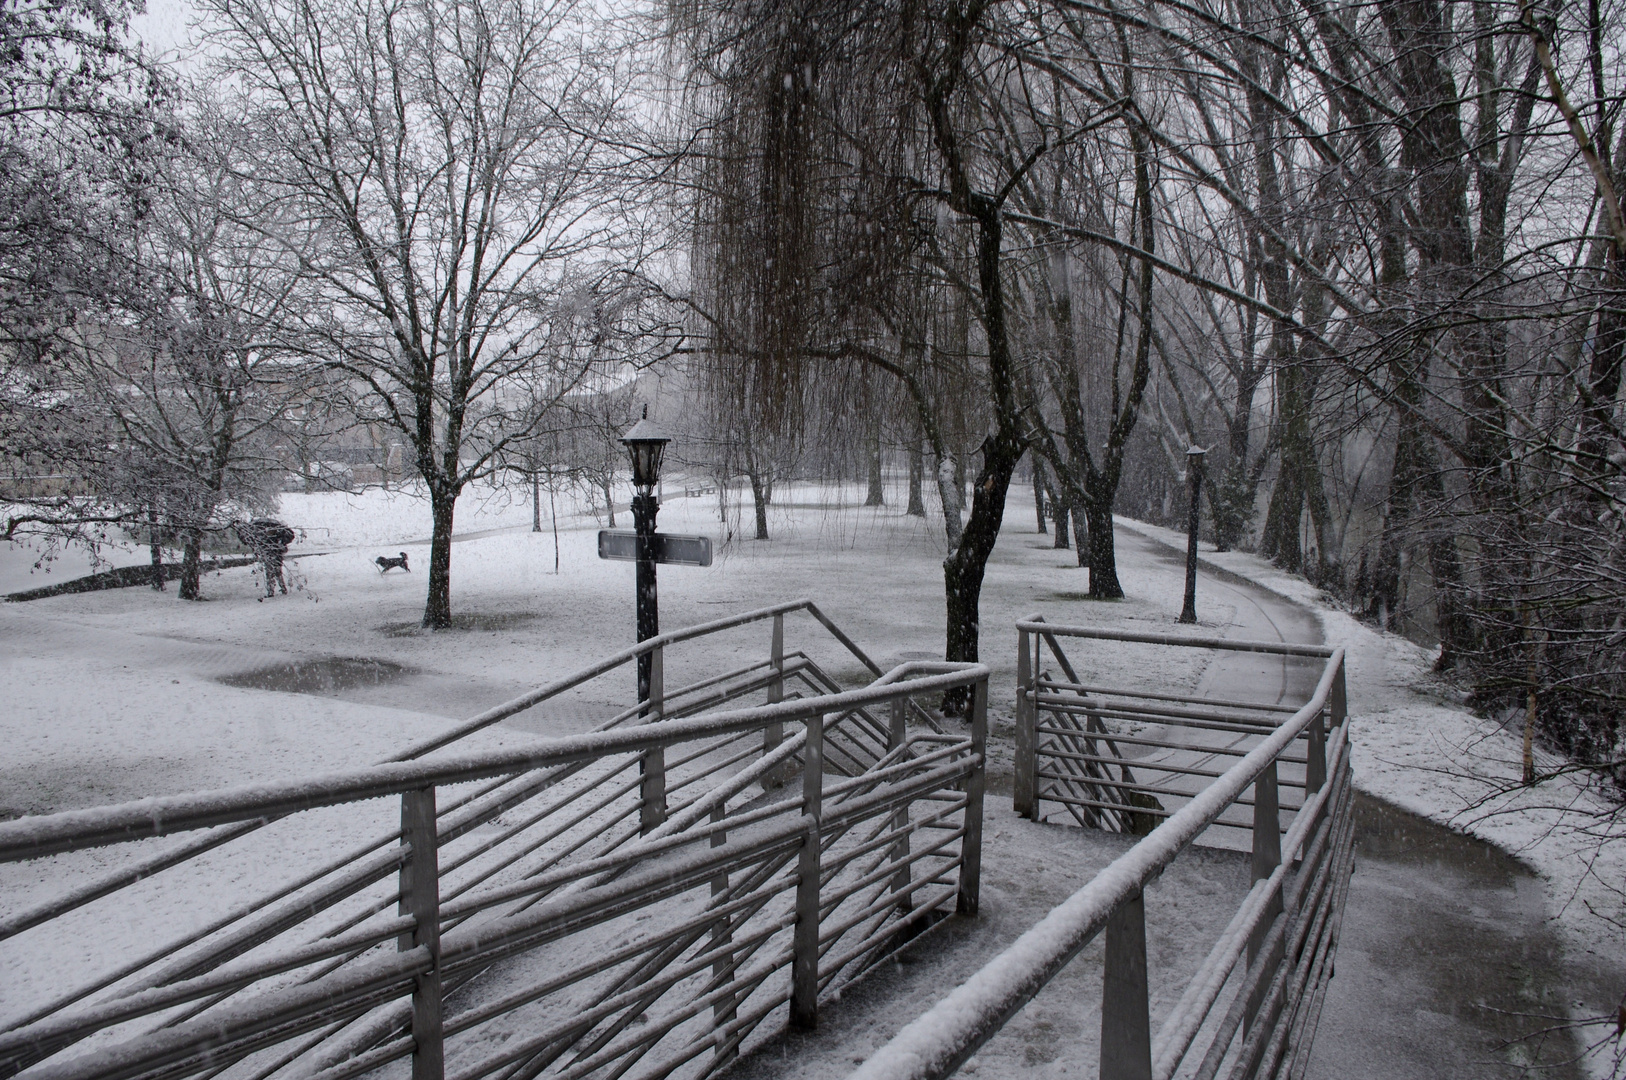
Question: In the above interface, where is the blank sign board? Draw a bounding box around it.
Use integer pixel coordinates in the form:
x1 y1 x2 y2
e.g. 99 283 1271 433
596 530 714 567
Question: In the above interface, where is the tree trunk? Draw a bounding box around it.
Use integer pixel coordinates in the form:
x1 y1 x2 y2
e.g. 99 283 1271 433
935 452 963 548
149 514 165 591
1050 480 1070 548
1084 478 1121 598
178 529 204 600
907 438 926 516
603 477 616 528
532 473 542 532
865 417 884 506
748 468 770 539
939 203 1026 713
1032 460 1048 533
422 489 456 628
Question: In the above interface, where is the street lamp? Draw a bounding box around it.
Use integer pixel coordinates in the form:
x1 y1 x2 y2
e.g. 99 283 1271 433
1180 445 1207 624
621 406 671 709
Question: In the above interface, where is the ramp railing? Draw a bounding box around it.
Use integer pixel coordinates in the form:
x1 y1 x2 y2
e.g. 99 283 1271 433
848 622 1353 1080
0 602 983 1080
1015 619 1338 838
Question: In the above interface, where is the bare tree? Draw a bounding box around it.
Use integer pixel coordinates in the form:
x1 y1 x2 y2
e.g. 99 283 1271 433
203 0 662 627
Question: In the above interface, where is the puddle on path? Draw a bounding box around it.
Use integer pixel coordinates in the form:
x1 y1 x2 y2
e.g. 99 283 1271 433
1308 792 1602 1079
218 657 413 695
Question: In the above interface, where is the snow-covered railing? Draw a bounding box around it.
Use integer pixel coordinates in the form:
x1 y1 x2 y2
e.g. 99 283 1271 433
0 602 983 1080
0 598 928 942
1015 619 1336 835
849 627 1352 1080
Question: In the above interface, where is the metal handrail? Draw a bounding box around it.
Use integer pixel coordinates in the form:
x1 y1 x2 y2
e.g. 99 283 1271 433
3 634 991 1080
1014 619 1336 658
399 598 892 760
848 648 1345 1080
0 665 980 863
0 599 909 941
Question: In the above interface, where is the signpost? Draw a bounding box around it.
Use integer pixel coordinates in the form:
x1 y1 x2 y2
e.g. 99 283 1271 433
597 530 714 567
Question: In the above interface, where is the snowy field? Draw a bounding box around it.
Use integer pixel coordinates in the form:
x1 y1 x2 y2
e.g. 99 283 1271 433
2 479 1621 1076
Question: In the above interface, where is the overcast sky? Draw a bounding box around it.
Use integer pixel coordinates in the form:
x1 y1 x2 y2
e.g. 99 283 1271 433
131 0 199 62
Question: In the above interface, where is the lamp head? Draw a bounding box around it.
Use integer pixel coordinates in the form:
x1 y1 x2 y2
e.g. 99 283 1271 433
620 405 671 493
1186 444 1207 459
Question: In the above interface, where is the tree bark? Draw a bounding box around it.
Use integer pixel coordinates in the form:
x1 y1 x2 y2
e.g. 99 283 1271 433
907 436 926 516
149 513 165 591
748 468 770 539
423 488 456 628
1050 479 1070 548
179 529 204 600
744 440 770 539
865 414 884 506
1032 459 1048 533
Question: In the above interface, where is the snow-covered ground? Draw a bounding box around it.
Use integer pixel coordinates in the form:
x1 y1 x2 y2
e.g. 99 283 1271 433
3 480 1621 1076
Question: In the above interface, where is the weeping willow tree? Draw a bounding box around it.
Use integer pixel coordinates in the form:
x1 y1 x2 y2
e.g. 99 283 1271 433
677 0 1074 711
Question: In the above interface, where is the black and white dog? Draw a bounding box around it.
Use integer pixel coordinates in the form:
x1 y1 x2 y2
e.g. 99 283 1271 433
375 552 411 574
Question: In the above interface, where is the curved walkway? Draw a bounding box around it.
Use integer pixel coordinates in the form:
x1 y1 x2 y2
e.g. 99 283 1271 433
1118 522 1591 1080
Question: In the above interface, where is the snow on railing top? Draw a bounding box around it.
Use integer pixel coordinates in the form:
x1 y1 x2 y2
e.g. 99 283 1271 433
1017 617 1336 658
395 597 882 760
846 648 1344 1080
0 661 988 864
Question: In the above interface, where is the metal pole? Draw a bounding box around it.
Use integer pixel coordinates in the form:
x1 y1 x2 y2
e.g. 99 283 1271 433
633 490 664 835
401 787 443 1080
1014 628 1036 819
791 712 825 1030
763 613 785 789
640 646 666 833
1101 890 1152 1080
633 492 660 705
957 678 988 916
1179 453 1204 625
888 697 914 914
1246 760 1283 1033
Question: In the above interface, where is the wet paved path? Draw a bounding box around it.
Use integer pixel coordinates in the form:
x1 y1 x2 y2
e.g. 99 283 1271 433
1119 525 1594 1079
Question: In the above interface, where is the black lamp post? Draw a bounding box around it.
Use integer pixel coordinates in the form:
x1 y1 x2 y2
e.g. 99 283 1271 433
621 406 671 709
1180 445 1206 625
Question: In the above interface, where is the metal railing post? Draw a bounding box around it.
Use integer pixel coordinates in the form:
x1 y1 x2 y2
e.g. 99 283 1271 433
1331 654 1347 729
958 678 988 916
888 697 914 913
1306 708 1326 796
640 645 666 835
763 614 785 789
1100 890 1152 1080
401 787 443 1080
790 711 824 1030
1246 759 1283 1032
709 802 737 1063
1015 628 1036 819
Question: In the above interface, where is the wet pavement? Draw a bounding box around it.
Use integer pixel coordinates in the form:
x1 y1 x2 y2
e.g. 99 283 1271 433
1118 526 1608 1080
1307 793 1593 1079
